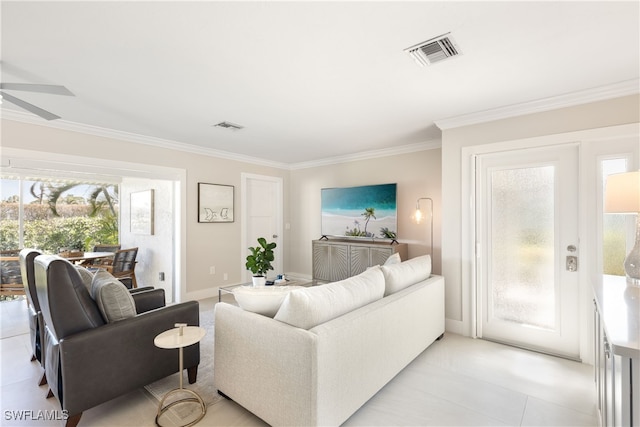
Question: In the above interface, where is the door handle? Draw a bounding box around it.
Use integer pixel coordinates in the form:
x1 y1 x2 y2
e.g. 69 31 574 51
566 255 578 272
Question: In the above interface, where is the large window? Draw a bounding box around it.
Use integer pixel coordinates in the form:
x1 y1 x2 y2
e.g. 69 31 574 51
0 177 119 252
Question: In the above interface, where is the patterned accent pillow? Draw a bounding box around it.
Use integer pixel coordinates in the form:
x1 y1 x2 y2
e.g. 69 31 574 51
91 270 136 322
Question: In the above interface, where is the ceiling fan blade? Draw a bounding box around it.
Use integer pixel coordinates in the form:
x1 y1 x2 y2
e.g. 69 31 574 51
0 91 61 120
0 83 74 96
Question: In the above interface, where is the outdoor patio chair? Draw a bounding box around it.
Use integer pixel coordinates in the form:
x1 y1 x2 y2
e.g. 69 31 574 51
105 247 138 288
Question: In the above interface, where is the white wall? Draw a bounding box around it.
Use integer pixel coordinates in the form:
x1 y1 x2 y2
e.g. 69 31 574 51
0 119 289 300
6 92 635 338
120 177 174 300
288 148 443 277
1 118 440 301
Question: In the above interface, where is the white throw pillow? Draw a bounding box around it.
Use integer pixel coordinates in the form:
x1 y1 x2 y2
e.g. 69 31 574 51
381 254 431 296
384 252 402 265
233 285 302 317
274 267 385 330
91 270 136 322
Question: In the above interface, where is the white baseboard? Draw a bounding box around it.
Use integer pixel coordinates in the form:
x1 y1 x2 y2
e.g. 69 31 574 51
183 287 219 302
445 318 465 336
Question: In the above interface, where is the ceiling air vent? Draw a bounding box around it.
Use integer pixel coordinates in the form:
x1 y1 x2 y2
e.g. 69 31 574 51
405 33 461 67
213 121 244 131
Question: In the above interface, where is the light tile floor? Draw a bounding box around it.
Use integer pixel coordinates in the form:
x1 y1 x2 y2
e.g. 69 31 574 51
1 297 598 426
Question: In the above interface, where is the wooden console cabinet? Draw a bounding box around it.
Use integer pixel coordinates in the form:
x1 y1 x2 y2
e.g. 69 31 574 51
312 239 408 282
592 275 639 427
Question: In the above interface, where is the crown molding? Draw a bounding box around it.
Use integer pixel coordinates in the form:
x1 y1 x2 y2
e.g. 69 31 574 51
288 139 442 170
2 108 442 170
0 109 291 170
434 79 640 130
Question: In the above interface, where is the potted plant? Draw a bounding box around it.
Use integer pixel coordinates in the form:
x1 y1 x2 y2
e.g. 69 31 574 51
245 237 277 287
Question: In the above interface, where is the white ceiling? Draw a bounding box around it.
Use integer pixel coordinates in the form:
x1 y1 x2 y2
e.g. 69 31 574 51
1 1 639 166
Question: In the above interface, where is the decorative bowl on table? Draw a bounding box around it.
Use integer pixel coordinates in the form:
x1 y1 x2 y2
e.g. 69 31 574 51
232 285 302 317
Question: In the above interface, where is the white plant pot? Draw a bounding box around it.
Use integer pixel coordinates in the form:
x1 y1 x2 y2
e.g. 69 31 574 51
251 276 267 287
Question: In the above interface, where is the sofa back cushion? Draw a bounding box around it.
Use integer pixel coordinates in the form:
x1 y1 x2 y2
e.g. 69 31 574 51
381 254 431 296
274 267 385 329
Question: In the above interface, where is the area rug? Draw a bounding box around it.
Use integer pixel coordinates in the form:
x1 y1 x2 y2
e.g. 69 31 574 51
144 299 222 424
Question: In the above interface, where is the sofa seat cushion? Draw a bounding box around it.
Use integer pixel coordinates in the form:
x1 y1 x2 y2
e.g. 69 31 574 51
233 285 303 317
381 254 431 296
91 270 137 322
274 267 385 329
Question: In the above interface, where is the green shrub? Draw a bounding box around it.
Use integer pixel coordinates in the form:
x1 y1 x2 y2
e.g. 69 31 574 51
0 215 118 252
0 223 19 251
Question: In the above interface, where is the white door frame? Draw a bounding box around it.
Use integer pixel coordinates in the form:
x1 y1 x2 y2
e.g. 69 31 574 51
475 143 580 359
461 123 639 364
240 173 284 281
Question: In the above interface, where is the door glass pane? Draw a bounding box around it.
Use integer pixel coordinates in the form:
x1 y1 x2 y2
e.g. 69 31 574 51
601 159 628 276
490 166 555 330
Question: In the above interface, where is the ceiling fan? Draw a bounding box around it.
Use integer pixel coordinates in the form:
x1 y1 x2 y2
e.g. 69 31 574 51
0 82 74 120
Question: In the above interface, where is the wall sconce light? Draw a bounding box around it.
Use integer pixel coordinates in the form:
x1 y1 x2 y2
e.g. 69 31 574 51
412 197 433 256
604 170 640 286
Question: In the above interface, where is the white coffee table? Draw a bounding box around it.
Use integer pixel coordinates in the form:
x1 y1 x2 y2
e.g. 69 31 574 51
154 324 206 427
217 279 327 302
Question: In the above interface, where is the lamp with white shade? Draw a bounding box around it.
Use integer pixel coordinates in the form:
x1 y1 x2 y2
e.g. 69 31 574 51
604 170 640 286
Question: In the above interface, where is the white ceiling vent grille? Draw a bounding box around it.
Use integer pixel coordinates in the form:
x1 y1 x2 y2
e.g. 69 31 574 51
405 33 461 67
213 121 244 131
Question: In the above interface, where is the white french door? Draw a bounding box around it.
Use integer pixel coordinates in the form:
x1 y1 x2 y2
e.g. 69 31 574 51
476 144 580 359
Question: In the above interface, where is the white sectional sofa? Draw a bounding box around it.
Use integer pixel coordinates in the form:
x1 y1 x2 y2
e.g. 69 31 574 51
213 255 445 427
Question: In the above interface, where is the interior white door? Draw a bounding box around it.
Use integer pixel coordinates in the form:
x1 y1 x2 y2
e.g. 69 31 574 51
476 144 580 359
241 173 283 282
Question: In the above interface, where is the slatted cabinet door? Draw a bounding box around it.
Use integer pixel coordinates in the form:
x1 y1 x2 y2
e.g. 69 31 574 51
313 241 349 282
312 240 407 281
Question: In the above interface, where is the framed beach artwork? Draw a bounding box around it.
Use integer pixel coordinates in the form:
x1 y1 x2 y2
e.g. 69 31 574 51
130 189 154 235
198 183 234 223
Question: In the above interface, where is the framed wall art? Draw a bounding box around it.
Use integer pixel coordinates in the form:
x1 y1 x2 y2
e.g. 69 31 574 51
198 183 234 223
130 189 154 235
